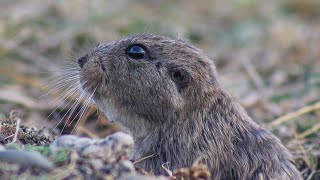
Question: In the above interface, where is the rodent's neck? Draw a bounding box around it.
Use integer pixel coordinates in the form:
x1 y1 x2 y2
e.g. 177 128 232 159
133 89 259 166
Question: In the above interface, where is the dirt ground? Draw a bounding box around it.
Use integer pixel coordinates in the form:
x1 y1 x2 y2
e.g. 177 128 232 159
0 0 319 179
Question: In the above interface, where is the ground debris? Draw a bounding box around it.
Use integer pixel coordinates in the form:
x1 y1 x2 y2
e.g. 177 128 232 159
0 111 53 146
0 119 167 179
171 160 211 180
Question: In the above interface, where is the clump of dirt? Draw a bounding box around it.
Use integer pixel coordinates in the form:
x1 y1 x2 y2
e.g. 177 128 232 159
0 111 53 146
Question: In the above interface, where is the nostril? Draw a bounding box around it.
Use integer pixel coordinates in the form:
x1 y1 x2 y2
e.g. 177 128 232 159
78 55 88 68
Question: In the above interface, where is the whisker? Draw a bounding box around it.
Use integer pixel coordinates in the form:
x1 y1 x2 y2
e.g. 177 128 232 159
95 108 101 126
75 87 96 124
42 75 79 90
40 81 78 98
46 67 79 75
66 89 92 128
70 87 96 135
51 86 86 134
43 75 79 86
47 85 79 109
58 84 89 134
39 82 74 98
47 77 80 88
46 66 79 75
38 65 78 76
49 68 79 74
69 46 87 60
44 87 78 126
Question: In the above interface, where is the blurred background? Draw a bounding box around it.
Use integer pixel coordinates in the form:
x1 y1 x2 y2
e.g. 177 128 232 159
0 0 319 178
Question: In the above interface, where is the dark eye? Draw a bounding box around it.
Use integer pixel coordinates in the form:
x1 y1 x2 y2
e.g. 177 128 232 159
126 45 148 59
171 69 191 89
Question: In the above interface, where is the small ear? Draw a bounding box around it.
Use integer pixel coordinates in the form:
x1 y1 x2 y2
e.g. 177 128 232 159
170 68 191 90
209 65 218 84
198 59 218 84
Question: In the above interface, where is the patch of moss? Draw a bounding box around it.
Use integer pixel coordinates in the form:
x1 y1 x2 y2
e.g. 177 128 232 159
51 148 70 165
270 93 293 103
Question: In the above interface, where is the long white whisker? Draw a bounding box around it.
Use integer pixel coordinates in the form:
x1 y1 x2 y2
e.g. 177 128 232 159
45 71 79 81
40 81 78 98
45 68 79 78
44 88 77 126
41 76 79 92
95 110 101 126
52 84 79 101
58 83 89 133
74 87 96 125
51 67 79 72
70 87 96 134
47 85 79 111
47 70 78 77
44 75 80 86
46 76 79 88
67 91 92 128
51 87 86 134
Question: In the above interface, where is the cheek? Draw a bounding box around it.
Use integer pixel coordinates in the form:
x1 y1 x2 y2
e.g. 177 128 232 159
104 56 130 81
141 78 183 109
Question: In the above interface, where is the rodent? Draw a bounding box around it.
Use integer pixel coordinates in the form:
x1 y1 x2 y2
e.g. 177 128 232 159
76 33 302 179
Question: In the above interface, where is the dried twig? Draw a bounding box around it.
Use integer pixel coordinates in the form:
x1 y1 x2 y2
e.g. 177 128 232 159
4 134 14 140
11 118 20 143
133 154 157 165
269 102 320 128
161 162 172 177
298 123 320 139
307 170 316 180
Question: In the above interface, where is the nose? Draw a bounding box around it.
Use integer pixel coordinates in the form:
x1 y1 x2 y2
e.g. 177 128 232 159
78 55 88 68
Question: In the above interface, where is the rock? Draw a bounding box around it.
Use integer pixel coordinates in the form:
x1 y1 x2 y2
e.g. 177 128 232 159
0 149 54 171
50 135 96 151
49 132 136 179
81 132 134 161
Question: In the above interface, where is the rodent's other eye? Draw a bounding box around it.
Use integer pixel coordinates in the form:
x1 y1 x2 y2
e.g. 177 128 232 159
171 69 191 89
126 45 148 59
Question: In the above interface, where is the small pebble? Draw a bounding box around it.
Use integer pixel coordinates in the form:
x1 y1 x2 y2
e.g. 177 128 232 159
79 165 93 175
90 158 104 171
118 160 135 174
50 135 79 151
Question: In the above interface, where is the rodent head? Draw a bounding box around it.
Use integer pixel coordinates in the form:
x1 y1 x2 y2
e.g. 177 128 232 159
77 33 220 130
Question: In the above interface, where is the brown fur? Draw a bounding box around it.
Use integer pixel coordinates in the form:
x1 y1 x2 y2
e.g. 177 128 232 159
77 33 302 179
